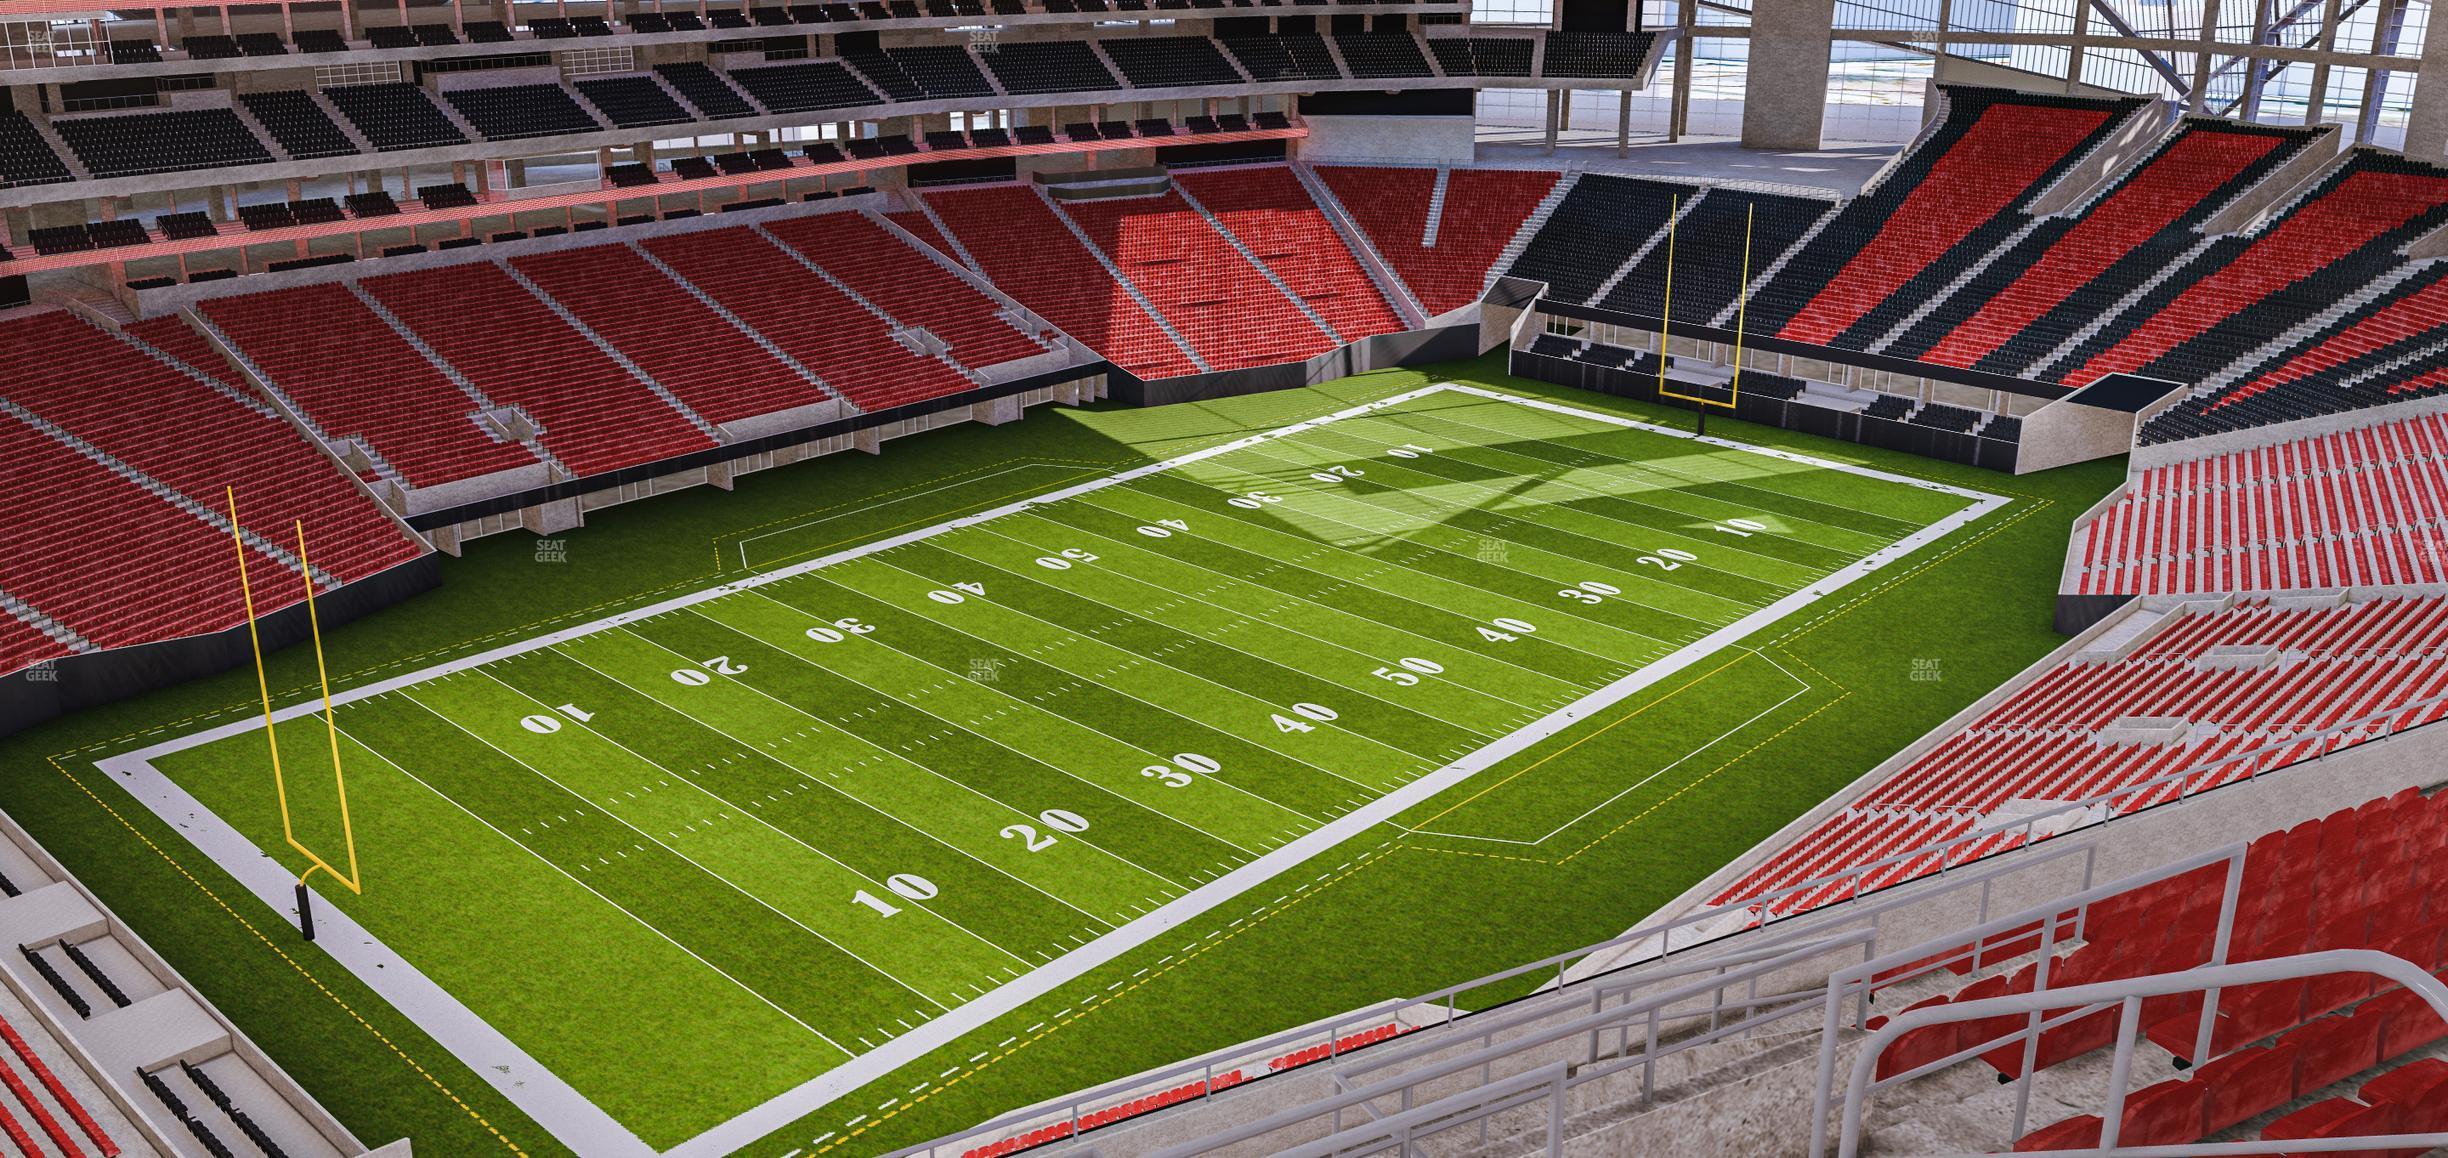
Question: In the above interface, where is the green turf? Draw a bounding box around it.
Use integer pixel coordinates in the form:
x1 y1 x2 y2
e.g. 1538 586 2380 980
0 354 2125 1158
140 385 1979 1148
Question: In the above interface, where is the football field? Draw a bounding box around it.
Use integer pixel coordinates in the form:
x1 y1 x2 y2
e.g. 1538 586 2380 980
107 382 2000 1156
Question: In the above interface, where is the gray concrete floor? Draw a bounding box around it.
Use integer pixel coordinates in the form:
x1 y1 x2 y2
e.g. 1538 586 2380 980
1473 130 1902 195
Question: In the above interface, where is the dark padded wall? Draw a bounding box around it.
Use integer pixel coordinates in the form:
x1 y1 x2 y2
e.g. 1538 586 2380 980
0 551 442 737
1561 0 1636 31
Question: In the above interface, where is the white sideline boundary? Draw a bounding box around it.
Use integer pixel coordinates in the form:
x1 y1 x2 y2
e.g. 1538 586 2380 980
98 383 2006 1158
1406 647 1815 847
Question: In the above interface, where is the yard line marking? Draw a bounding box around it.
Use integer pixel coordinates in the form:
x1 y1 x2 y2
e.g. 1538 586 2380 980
1408 648 1815 846
686 600 1290 851
548 640 1125 930
1270 418 1829 585
1071 485 1659 674
646 404 2003 1158
1358 406 1905 556
734 463 1088 572
1046 493 1596 698
104 384 2004 1158
918 524 1490 748
1407 402 1927 539
335 723 860 1062
1233 433 1761 615
722 582 1361 819
403 688 980 1002
1190 445 1746 635
845 549 1439 780
967 516 1537 720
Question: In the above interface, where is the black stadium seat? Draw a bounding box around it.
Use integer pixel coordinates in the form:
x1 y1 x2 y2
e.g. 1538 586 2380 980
326 82 469 151
53 108 274 178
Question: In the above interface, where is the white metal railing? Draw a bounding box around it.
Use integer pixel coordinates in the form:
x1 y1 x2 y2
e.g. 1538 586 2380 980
895 665 2447 1158
1836 950 2448 1158
883 839 2105 1158
1807 840 2254 1157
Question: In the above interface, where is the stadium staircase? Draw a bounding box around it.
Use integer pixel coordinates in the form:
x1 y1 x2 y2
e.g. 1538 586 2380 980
1173 166 1404 344
495 261 730 444
1288 162 1430 327
1486 169 1583 292
1029 186 1217 372
1 803 378 1157
2043 157 2448 389
193 283 545 491
1421 166 1449 247
340 281 570 475
641 225 981 410
2137 260 2448 441
1582 186 1705 308
1710 594 2448 921
921 183 1206 378
765 212 1056 374
1500 173 1692 306
1058 186 1340 369
361 263 715 477
1312 165 1562 316
751 222 979 388
921 757 2448 1158
1171 176 1351 345
512 242 844 425
0 309 427 676
1889 121 2321 370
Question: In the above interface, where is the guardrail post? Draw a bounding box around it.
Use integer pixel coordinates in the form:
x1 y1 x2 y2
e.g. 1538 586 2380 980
1643 1007 1659 1103
2096 996 2146 1147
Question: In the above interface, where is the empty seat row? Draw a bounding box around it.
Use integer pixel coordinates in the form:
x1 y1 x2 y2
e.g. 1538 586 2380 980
1713 596 2448 918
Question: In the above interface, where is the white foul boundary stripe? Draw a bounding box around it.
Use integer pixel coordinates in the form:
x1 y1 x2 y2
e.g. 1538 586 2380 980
99 383 2006 1158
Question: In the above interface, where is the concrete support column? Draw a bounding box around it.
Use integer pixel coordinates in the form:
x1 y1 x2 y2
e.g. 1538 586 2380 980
1542 88 1560 152
1741 0 1836 149
2404 5 2448 154
2301 0 2347 124
1617 89 1631 156
2188 0 2221 112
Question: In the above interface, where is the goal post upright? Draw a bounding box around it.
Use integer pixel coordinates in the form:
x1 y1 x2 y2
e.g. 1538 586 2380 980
1652 197 1749 438
227 487 364 942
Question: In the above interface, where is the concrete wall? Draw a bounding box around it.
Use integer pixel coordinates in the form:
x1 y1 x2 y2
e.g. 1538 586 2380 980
1293 115 1476 166
2013 391 2165 475
1741 0 1837 150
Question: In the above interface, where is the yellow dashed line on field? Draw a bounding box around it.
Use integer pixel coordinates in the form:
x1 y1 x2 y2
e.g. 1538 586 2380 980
45 752 526 1156
1770 496 2055 650
1405 651 1757 831
812 844 1399 1154
1555 688 1855 864
1403 845 1556 866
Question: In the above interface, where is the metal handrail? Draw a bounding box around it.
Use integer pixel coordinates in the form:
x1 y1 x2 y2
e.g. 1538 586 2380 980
896 649 2443 1157
1254 1063 1572 1158
1836 950 2448 1158
1801 837 2252 1155
1135 931 1868 1158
